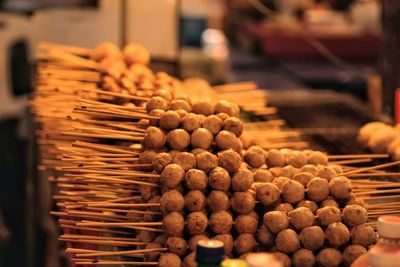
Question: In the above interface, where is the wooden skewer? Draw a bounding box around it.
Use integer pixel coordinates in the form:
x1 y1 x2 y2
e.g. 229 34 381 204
328 154 389 159
73 261 158 265
60 224 131 235
76 221 163 227
59 238 146 247
61 234 139 242
329 158 372 165
75 247 167 258
348 172 400 178
341 160 400 176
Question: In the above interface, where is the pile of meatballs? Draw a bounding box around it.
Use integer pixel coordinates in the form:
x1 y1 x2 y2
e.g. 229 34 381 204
133 94 375 267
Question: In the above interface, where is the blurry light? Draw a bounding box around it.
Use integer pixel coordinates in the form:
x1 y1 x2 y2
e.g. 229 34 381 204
202 29 225 45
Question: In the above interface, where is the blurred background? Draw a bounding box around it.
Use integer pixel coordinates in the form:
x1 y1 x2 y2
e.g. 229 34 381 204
0 0 395 266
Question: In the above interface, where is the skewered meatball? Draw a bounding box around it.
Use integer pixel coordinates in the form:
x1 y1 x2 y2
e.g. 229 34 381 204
235 215 258 234
350 224 376 247
182 113 202 132
288 207 315 230
292 249 316 267
163 212 184 236
326 222 350 247
263 211 289 234
232 168 254 192
234 233 257 255
266 149 285 167
169 98 191 112
159 253 182 267
282 180 305 204
149 109 165 126
161 190 185 212
272 177 291 190
160 110 181 130
346 197 365 207
316 206 342 227
308 151 328 165
223 117 243 137
210 211 233 234
286 150 308 168
186 211 208 235
274 203 294 214
192 99 214 116
215 100 239 117
167 129 190 151
213 234 234 255
144 243 162 261
144 127 166 149
256 225 275 247
139 185 158 202
293 172 314 187
183 252 196 267
343 245 367 266
191 148 207 156
320 197 340 208
154 233 168 245
216 112 229 122
139 150 157 167
296 200 318 214
161 164 185 189
153 152 172 173
123 43 150 65
231 191 255 215
137 230 156 243
191 128 214 149
275 165 299 178
317 248 342 267
299 226 325 251
218 149 242 174
244 146 266 168
300 164 320 176
172 152 196 171
215 130 241 152
209 167 231 191
202 115 222 135
256 183 281 207
153 88 173 101
196 151 218 173
306 178 330 202
317 165 337 181
276 229 300 253
188 234 209 251
185 190 206 212
273 252 291 267
207 191 230 212
342 205 368 227
176 109 189 119
166 236 187 256
329 176 352 200
146 96 168 112
185 168 208 190
253 169 274 183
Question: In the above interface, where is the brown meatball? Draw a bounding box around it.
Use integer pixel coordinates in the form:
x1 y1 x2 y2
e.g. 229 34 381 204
202 115 223 135
191 128 214 149
144 243 163 261
316 206 342 227
192 99 214 116
272 177 291 190
342 205 368 227
266 149 285 167
210 211 233 234
256 183 281 207
299 226 325 251
276 229 300 253
293 172 314 187
176 109 188 119
146 96 168 112
234 233 257 255
218 149 242 174
274 203 294 214
342 245 367 266
191 148 207 156
163 212 184 236
209 167 231 191
325 222 350 247
275 165 299 178
329 176 352 200
286 151 308 168
215 100 239 117
317 165 337 181
152 152 172 173
316 248 342 267
139 150 157 165
143 126 166 149
196 151 218 173
306 178 330 202
235 214 258 234
184 168 208 190
169 98 191 112
159 253 181 267
273 252 291 267
182 113 202 132
300 164 320 176
288 207 315 230
213 234 234 255
166 236 187 256
167 129 190 151
256 225 275 247
253 169 274 183
153 233 168 245
160 110 181 130
188 234 209 251
350 224 376 247
149 109 165 126
320 197 340 208
263 211 289 234
223 117 243 137
172 152 196 171
183 252 197 267
282 180 305 204
139 185 158 202
215 130 241 152
308 151 328 165
296 200 318 214
244 146 266 168
232 168 254 192
185 190 206 212
231 191 256 215
346 197 365 207
292 249 316 267
161 190 185 212
207 191 230 212
153 88 173 101
161 164 185 189
186 211 208 235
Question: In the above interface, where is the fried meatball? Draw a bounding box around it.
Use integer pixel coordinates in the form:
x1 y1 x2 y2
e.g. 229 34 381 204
273 252 291 267
274 203 294 214
144 126 166 149
223 117 243 137
167 129 190 151
288 207 315 230
149 109 165 126
343 245 367 266
232 168 254 192
188 234 209 251
296 200 318 214
256 225 275 247
185 168 208 190
215 100 239 117
191 128 214 149
196 151 218 173
153 88 173 101
191 148 207 156
153 233 168 245
166 236 187 256
209 167 231 191
234 233 257 255
235 215 258 234
207 191 230 212
160 110 181 130
213 234 234 255
306 178 330 202
263 211 289 234
161 164 185 189
139 185 158 202
137 230 156 243
350 224 376 247
276 229 300 253
317 165 337 181
320 197 340 208
266 149 285 167
231 191 256 215
282 180 305 204
192 99 214 116
299 226 325 251
163 212 184 236
256 183 281 207
169 98 191 112
186 211 208 235
210 211 233 234
308 151 328 165
292 249 316 267
244 146 266 168
342 205 368 227
161 190 185 212
144 243 163 261
286 151 308 168
346 197 365 207
159 253 181 267
316 206 342 227
139 150 157 165
326 222 350 247
272 176 291 190
152 152 172 173
300 164 320 176
293 172 314 187
218 149 242 174
182 113 202 132
146 96 168 112
202 115 223 135
329 176 352 200
215 130 241 152
317 248 342 267
185 190 206 212
171 152 196 171
253 169 274 183
276 165 299 178
183 252 196 267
